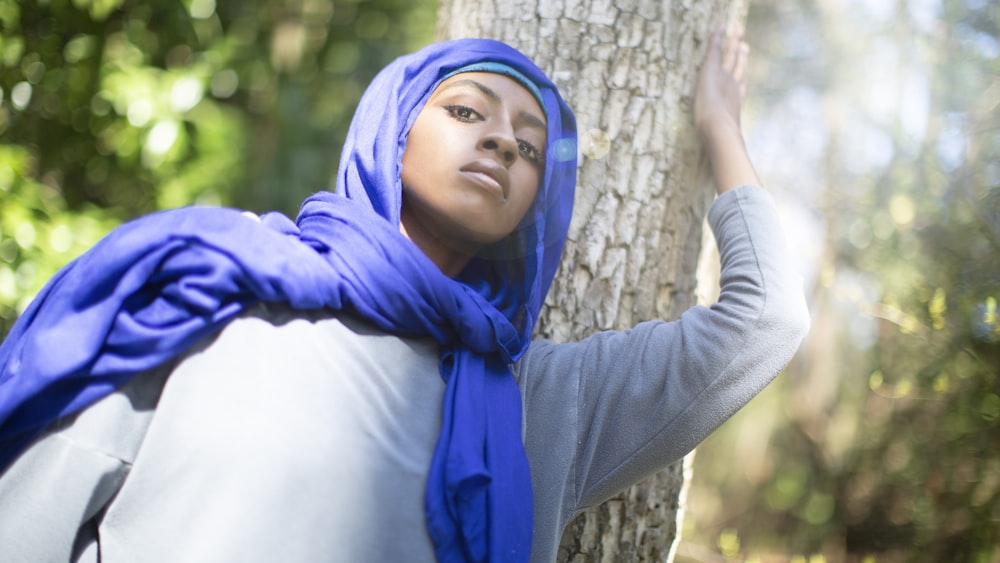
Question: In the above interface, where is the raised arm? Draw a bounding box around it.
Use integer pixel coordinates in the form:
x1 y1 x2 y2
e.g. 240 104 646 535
515 30 811 520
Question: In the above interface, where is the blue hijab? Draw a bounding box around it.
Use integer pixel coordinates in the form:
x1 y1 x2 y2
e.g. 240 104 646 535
0 39 577 561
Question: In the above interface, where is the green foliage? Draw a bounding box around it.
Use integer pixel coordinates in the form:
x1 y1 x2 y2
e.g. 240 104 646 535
0 0 434 335
814 1 1000 555
684 0 1000 561
0 146 118 335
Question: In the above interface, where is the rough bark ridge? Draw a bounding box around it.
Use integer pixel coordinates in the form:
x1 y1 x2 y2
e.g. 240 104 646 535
436 1 747 561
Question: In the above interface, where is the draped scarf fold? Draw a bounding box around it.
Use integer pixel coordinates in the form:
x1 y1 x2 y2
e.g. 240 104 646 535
0 38 577 563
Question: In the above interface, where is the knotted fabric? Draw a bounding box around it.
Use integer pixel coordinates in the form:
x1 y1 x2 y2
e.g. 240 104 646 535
0 38 577 562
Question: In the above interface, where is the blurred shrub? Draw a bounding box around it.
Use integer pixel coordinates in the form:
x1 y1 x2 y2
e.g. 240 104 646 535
683 1 1000 561
0 0 434 335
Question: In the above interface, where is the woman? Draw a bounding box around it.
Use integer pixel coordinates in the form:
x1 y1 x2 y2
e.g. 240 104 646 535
0 32 808 562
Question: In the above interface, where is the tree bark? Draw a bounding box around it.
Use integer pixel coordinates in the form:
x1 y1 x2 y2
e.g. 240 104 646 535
436 1 748 560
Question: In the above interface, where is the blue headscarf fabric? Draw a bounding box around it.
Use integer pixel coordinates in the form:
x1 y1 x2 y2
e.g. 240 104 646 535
0 38 577 562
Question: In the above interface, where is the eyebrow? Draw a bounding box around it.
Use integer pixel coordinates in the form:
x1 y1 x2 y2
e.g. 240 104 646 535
439 78 547 132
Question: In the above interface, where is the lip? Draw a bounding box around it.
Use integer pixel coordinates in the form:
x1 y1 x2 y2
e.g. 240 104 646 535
461 159 510 199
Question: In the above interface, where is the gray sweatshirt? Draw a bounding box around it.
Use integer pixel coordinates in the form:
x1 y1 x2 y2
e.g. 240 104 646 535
0 185 810 562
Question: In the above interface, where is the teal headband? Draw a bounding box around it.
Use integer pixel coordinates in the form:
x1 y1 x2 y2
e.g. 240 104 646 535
444 61 545 109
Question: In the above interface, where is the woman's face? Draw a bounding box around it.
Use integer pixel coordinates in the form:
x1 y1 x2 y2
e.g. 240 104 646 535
400 72 547 254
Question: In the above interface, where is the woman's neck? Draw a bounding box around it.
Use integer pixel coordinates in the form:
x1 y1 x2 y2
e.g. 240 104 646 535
399 207 476 278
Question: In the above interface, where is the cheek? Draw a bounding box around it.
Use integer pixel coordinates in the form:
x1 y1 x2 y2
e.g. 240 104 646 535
520 169 543 208
510 174 542 227
400 114 436 185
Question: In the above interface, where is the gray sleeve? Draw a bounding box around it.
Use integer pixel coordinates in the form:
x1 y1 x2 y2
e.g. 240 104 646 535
0 363 170 563
516 185 811 511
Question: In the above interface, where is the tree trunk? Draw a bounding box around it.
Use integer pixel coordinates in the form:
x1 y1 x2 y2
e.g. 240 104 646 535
436 1 748 560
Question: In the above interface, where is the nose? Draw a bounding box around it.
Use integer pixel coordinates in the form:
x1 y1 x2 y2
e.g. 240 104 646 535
480 120 519 166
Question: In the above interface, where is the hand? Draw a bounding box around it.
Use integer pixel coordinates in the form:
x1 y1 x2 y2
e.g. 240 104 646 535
693 27 760 194
695 27 750 137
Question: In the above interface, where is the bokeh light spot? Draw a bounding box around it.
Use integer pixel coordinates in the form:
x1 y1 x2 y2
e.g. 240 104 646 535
13 222 35 249
0 267 16 301
210 69 239 98
127 98 153 127
848 218 872 249
48 225 73 253
145 120 180 156
552 137 577 163
64 35 96 63
15 262 35 290
189 0 216 19
889 194 915 226
171 76 203 113
11 82 32 110
0 165 13 192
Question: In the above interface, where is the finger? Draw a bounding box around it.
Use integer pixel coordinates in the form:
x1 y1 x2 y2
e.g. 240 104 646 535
721 32 738 71
727 25 748 71
706 26 724 64
733 42 750 82
722 27 744 72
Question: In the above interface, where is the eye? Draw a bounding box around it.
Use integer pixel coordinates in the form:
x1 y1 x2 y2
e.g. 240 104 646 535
518 139 545 164
444 105 482 122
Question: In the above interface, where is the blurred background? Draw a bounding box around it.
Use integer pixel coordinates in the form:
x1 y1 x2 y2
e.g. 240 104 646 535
681 1 999 561
0 0 436 331
1 0 997 560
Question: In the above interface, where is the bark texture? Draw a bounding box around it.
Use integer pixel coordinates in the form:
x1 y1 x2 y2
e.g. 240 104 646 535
436 1 747 560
